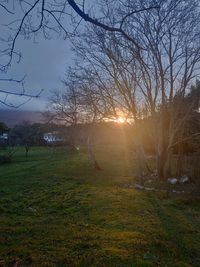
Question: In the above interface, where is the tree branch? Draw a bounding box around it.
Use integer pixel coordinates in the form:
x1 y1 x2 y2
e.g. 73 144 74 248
67 0 157 49
0 3 14 14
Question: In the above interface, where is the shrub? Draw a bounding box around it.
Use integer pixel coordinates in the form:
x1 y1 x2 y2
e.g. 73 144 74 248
0 154 13 164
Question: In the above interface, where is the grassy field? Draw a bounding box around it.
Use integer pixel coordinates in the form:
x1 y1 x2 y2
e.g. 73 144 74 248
0 146 200 267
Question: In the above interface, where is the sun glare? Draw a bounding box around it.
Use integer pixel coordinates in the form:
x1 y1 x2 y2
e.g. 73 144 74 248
104 110 131 124
115 116 126 123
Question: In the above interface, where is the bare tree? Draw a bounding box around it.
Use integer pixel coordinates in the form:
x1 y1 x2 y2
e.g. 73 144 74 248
133 0 200 179
65 0 200 179
46 79 103 170
9 121 43 157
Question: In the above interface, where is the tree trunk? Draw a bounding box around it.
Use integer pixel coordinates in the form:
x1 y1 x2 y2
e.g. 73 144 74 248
25 146 29 157
157 106 170 179
157 150 165 179
176 141 183 178
133 124 151 183
87 136 101 170
164 149 172 178
134 142 149 184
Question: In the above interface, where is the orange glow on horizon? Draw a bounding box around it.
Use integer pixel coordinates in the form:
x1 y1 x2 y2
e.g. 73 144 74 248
104 110 132 124
114 116 126 124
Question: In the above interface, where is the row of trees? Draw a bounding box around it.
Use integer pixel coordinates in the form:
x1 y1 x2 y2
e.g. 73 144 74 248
0 122 45 157
0 120 132 160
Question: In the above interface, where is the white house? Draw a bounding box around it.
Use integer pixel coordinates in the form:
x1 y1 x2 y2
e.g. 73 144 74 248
43 131 64 143
0 133 8 140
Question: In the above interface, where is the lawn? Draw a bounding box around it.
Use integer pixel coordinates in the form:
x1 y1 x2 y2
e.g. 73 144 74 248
0 146 199 267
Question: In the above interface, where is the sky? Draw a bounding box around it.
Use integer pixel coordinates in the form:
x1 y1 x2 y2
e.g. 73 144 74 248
1 38 72 111
0 1 75 111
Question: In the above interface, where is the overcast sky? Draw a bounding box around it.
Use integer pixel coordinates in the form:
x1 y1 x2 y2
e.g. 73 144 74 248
0 2 75 111
1 38 72 110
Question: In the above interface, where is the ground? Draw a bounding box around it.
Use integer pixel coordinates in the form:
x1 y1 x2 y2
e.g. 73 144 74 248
0 146 200 267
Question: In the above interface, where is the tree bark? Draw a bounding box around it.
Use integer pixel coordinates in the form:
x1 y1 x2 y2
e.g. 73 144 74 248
25 145 29 157
133 124 150 183
164 149 172 178
157 107 170 179
87 136 101 170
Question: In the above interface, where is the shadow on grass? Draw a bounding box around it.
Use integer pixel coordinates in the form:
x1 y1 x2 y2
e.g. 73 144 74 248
149 196 200 267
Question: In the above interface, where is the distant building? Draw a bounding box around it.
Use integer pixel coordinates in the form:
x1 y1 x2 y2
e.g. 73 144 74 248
43 131 64 143
0 133 8 140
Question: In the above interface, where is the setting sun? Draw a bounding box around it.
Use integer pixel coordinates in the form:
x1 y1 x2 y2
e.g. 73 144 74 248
115 116 126 123
104 112 129 124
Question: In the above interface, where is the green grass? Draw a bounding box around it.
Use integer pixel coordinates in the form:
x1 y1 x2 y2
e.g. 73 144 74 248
0 146 199 267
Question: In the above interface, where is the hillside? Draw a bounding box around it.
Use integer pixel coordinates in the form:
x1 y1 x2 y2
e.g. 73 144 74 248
0 110 43 127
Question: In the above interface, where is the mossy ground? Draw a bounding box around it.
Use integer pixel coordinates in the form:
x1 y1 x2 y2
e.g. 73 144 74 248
0 145 199 266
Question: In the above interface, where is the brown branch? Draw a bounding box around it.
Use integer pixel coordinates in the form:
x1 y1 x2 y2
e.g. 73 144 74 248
120 5 160 29
0 88 43 97
0 75 26 83
168 132 200 149
67 0 151 49
0 3 14 14
6 0 40 67
32 0 45 33
44 8 73 37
